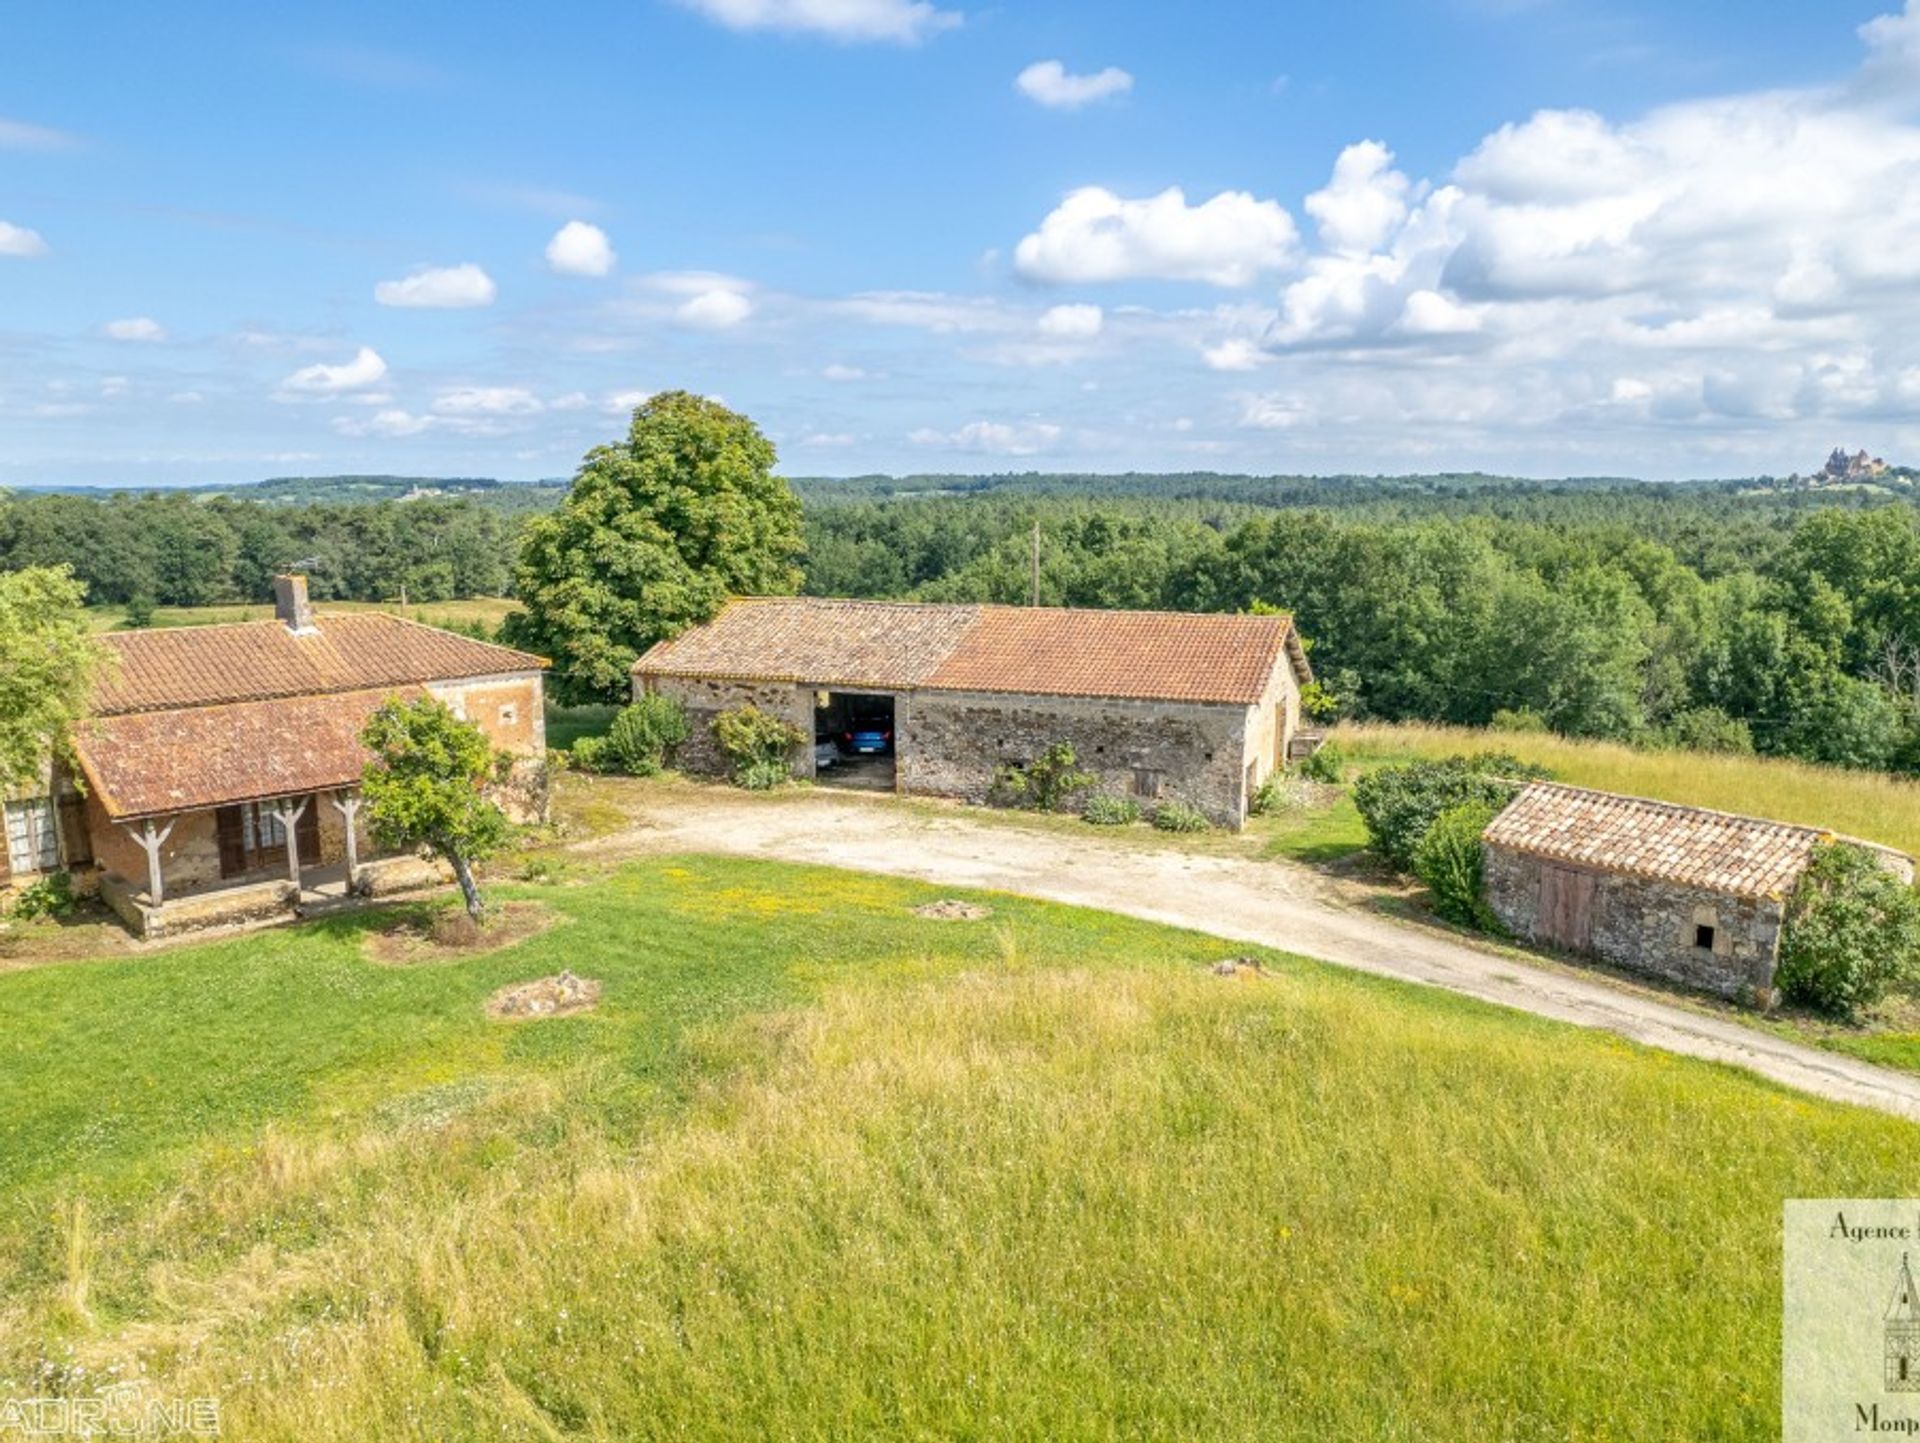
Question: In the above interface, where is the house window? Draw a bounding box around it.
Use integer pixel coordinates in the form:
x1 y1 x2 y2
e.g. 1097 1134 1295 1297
1131 767 1165 799
1694 923 1717 951
499 703 518 727
4 798 59 876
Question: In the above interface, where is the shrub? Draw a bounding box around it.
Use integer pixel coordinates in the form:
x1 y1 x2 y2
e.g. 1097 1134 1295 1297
605 694 691 776
1298 742 1345 784
988 742 1094 814
8 871 76 921
569 735 611 773
1082 793 1141 826
1352 753 1548 873
121 594 156 630
1657 706 1755 756
1152 801 1211 834
1413 801 1500 930
1490 707 1549 734
1248 778 1283 817
1775 841 1920 1019
714 705 804 788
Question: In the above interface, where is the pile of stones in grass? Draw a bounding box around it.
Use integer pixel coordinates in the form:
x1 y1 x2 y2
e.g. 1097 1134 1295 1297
487 970 602 1019
913 899 993 921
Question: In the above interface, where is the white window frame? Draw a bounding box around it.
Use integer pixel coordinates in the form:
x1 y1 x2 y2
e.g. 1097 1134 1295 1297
5 797 60 876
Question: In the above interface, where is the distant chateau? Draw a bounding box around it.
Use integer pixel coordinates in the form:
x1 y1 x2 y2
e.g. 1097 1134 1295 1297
1785 447 1909 491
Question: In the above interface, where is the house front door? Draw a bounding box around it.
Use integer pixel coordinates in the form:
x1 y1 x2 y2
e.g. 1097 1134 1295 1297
1536 865 1596 951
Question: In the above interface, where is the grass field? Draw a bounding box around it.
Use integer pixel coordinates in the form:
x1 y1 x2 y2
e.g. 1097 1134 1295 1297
1333 720 1920 858
85 597 519 635
3 854 1913 1438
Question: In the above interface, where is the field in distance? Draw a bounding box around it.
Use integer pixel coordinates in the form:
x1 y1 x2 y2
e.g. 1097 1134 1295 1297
85 596 518 634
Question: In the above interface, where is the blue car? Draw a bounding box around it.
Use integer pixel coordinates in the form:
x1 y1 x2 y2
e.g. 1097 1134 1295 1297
840 715 894 755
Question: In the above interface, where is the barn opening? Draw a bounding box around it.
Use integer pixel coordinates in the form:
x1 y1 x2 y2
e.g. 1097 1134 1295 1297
814 691 896 791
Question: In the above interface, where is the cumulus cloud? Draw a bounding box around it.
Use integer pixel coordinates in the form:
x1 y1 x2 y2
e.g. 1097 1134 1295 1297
908 419 1063 455
642 271 757 329
1015 60 1133 110
0 221 48 258
277 347 388 396
104 317 167 342
1036 303 1104 338
432 386 544 415
374 263 497 308
679 288 754 328
675 0 959 44
1015 186 1298 286
1202 338 1267 372
546 220 616 277
604 389 655 415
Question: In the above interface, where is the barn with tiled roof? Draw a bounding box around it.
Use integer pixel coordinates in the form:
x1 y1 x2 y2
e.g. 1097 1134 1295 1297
1482 780 1914 1002
633 596 1315 827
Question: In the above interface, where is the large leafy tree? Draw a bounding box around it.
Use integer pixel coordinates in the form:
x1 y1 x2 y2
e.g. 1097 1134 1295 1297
360 698 511 922
503 391 804 702
0 565 104 791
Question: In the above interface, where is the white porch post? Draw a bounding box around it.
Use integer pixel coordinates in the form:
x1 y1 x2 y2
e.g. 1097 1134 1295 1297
119 816 176 906
328 789 362 880
269 796 310 891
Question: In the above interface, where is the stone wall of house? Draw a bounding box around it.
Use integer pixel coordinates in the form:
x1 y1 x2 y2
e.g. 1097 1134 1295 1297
1483 844 1786 1001
428 671 547 756
899 690 1255 826
639 675 813 777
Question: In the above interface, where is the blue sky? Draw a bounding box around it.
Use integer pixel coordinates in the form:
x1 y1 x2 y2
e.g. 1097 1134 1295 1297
3 0 1918 485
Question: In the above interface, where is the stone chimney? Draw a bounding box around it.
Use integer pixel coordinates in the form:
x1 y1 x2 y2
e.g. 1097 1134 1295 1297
272 574 316 634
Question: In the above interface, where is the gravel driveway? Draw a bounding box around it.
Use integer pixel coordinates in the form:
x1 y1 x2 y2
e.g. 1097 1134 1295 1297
606 786 1920 1122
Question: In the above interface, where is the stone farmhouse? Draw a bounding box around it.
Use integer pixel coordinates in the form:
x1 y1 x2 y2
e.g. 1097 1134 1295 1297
0 576 547 939
1482 781 1915 1002
633 597 1313 827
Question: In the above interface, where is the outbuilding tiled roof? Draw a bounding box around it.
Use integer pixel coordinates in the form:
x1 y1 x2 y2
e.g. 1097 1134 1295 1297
633 596 1309 705
633 598 982 691
93 614 546 715
1481 781 1913 899
72 687 420 820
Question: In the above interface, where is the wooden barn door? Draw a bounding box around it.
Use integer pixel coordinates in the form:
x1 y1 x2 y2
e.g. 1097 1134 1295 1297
1536 865 1596 951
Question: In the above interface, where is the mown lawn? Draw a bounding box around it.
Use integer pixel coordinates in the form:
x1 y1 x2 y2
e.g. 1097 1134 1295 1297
3 855 1913 1439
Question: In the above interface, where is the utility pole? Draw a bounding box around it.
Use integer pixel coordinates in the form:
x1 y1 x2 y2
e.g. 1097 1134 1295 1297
1030 520 1040 607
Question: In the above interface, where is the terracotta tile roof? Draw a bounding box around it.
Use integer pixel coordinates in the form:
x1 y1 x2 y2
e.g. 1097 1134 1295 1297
634 598 984 691
1482 781 1914 899
72 687 420 820
929 605 1300 705
633 597 1308 705
93 613 546 715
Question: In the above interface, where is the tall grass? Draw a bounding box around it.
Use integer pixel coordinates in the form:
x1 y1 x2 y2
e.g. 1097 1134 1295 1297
10 963 1910 1439
1334 720 1920 857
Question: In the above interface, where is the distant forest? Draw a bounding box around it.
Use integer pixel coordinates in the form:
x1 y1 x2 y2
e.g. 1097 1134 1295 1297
5 469 1920 772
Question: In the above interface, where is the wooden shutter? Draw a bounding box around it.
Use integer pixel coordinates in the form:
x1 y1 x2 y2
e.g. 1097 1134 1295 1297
57 793 91 867
216 806 246 878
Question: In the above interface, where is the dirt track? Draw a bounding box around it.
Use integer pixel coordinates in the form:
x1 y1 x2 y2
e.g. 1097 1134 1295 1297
604 786 1920 1123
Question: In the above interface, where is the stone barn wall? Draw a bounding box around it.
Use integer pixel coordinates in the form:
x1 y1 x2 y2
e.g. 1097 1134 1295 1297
640 674 813 778
899 690 1254 826
1483 844 1786 1001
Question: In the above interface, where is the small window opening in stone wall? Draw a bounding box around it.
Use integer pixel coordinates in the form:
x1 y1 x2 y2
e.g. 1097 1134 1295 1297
1694 922 1717 951
499 703 517 726
1132 767 1165 799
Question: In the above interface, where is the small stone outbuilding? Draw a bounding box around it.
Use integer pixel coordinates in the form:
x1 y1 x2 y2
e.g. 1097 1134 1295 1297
1481 781 1915 1002
632 597 1314 828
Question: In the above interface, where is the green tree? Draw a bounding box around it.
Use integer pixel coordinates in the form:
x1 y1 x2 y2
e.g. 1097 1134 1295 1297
0 566 104 791
1776 841 1920 1018
503 392 805 702
360 698 511 923
1413 799 1501 929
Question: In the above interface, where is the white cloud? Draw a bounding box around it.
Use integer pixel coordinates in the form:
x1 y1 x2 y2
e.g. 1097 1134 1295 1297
432 386 544 415
1015 60 1133 110
546 220 616 277
908 419 1063 455
0 221 48 258
1304 141 1411 255
1015 186 1298 286
675 0 960 43
1036 303 1104 338
604 389 655 415
678 288 754 329
1202 338 1267 372
104 317 167 342
821 363 872 381
374 263 497 309
550 391 592 411
835 290 1019 333
277 347 388 396
798 430 858 446
0 117 81 151
168 390 205 405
